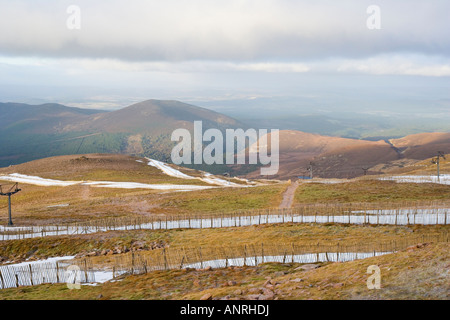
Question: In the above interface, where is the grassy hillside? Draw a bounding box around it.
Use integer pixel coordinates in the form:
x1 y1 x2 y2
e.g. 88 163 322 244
245 130 450 180
0 100 243 168
294 179 450 205
0 154 284 225
0 152 448 301
1 240 447 300
1 154 449 225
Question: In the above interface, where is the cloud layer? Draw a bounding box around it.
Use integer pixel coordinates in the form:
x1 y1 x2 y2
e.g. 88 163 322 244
1 0 449 62
0 0 449 106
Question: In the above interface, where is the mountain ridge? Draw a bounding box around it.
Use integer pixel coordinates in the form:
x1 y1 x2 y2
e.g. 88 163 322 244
245 130 450 179
1 99 449 179
0 99 242 167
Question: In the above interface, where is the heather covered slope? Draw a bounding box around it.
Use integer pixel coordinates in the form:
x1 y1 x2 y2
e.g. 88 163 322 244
74 99 240 134
0 153 448 300
0 153 280 225
246 130 450 179
0 102 104 133
246 130 398 179
0 154 203 184
0 100 242 167
390 132 450 159
0 239 447 300
2 100 449 179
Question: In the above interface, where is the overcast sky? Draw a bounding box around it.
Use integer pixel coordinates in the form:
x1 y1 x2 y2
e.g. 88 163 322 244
0 0 449 111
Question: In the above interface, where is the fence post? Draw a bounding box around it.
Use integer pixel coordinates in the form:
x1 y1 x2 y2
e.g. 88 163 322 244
336 243 340 262
180 255 185 269
316 242 320 262
261 243 264 263
243 245 247 266
0 270 4 289
29 265 33 286
15 274 19 287
84 259 88 282
55 261 61 283
143 260 148 274
163 249 168 270
291 243 295 263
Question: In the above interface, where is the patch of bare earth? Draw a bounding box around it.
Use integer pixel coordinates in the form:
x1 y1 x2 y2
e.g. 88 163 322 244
279 181 299 209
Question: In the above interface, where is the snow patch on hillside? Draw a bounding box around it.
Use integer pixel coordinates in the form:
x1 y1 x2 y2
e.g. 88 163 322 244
0 173 81 187
146 158 193 179
0 173 214 191
0 158 256 191
83 180 212 191
379 175 450 185
145 157 242 187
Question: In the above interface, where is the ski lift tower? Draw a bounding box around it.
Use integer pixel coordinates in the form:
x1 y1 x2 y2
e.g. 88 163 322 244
431 151 446 182
0 183 21 226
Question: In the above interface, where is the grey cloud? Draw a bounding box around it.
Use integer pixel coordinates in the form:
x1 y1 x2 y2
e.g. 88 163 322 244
0 0 449 62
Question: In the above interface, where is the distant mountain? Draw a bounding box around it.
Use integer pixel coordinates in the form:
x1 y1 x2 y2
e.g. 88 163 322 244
1 100 449 179
389 133 450 159
68 99 240 134
0 100 242 167
0 102 105 133
245 130 450 179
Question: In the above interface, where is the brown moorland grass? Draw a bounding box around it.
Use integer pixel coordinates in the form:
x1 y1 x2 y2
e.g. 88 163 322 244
294 179 450 204
0 154 206 185
0 184 163 225
0 182 286 225
0 242 447 300
158 184 285 215
395 156 450 176
0 153 261 186
0 154 448 301
1 223 447 264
